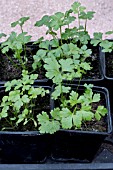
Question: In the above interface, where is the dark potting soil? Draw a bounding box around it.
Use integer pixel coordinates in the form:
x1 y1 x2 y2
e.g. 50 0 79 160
0 45 46 81
56 90 107 133
65 45 101 82
105 52 113 78
81 47 101 80
80 98 107 132
0 89 51 131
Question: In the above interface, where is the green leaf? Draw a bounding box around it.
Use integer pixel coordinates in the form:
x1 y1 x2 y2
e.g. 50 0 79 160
22 95 30 103
2 96 8 103
59 58 74 72
11 21 19 27
22 109 29 115
35 15 51 27
0 33 6 38
71 2 85 14
96 106 107 117
60 108 72 117
106 31 113 35
93 32 103 40
61 116 72 129
91 32 103 46
39 40 50 50
100 40 113 53
37 111 60 134
80 62 91 71
39 120 60 134
60 108 73 129
50 39 59 48
33 37 44 44
95 112 101 121
69 91 79 107
92 93 100 102
14 99 23 111
44 57 62 84
8 90 20 102
52 85 62 100
0 111 8 118
19 16 30 26
82 110 94 121
37 111 49 124
50 108 61 120
79 11 95 20
52 85 70 100
11 17 30 27
73 112 82 128
62 86 71 93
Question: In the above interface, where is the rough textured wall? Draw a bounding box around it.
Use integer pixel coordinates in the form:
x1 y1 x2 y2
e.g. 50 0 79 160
0 0 113 40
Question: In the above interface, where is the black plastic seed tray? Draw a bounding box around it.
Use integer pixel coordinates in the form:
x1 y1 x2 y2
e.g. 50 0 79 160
0 137 113 170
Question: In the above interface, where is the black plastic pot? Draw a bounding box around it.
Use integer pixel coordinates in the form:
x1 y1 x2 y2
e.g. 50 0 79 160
100 43 113 113
0 131 52 164
0 42 49 85
51 84 112 163
0 85 54 163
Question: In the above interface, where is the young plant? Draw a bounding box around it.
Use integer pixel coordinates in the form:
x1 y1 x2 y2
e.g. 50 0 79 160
33 2 96 82
91 32 113 53
0 70 49 131
35 1 95 46
43 42 92 86
37 84 107 134
1 17 31 70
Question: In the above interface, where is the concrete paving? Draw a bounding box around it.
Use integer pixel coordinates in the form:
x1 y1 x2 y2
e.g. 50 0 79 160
0 0 113 41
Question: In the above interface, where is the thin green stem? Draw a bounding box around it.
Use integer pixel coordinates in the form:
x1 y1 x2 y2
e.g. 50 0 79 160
20 26 23 33
85 19 87 32
5 53 20 69
60 26 63 45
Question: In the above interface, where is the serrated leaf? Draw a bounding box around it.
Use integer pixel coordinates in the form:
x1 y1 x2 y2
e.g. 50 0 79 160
52 85 62 100
37 111 49 124
44 57 62 84
60 108 72 118
61 116 72 129
59 58 74 72
50 39 59 48
95 112 101 121
96 106 107 116
92 93 100 102
80 62 91 71
22 95 30 103
19 16 30 26
69 91 79 107
73 112 82 128
50 108 61 120
39 120 60 134
39 40 50 50
14 99 23 111
35 15 51 27
82 110 94 121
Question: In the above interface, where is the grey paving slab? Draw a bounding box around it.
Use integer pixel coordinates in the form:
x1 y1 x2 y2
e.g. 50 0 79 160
0 0 113 40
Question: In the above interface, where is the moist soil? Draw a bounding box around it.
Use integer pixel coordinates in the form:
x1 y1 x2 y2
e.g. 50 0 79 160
0 45 46 81
0 88 51 131
80 46 101 80
105 52 113 78
56 89 107 133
